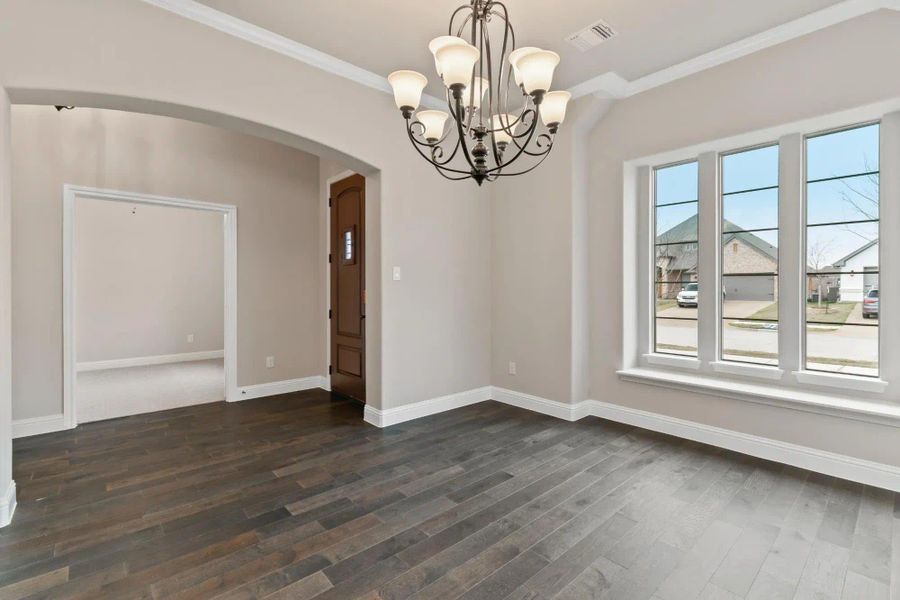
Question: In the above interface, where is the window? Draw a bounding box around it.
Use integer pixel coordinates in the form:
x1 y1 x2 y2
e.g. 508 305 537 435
654 161 699 356
720 144 779 365
804 123 879 377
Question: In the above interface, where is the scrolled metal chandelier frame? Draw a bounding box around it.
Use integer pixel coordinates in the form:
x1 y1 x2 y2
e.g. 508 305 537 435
388 0 571 185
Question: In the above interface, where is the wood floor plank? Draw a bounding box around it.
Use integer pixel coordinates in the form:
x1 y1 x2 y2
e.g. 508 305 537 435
2 392 896 600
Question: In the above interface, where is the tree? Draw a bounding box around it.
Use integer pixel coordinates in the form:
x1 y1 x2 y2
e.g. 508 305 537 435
807 237 834 311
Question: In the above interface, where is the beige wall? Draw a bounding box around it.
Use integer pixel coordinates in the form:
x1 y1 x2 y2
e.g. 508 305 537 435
0 89 11 504
493 11 900 466
75 197 224 363
0 0 493 418
11 106 321 420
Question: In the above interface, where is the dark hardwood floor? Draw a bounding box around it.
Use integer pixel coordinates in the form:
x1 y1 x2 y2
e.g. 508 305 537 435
2 390 898 599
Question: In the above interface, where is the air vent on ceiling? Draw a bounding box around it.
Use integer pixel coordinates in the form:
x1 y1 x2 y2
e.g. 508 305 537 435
565 18 617 52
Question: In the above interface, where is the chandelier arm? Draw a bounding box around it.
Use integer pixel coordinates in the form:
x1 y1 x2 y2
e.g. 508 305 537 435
407 119 455 152
454 12 473 37
450 95 478 173
515 133 555 157
483 104 541 174
405 118 472 175
496 146 555 177
479 20 502 168
429 134 464 167
449 4 472 36
502 109 538 144
489 3 515 124
432 165 475 181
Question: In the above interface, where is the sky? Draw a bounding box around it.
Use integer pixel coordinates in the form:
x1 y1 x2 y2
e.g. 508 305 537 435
654 123 880 267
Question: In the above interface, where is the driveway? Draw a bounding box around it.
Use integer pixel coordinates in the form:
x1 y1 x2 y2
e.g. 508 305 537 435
845 301 877 325
657 300 771 319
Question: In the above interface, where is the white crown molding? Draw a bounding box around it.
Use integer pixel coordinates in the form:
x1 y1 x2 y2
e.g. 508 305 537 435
139 0 445 110
0 481 15 528
578 0 900 99
142 0 898 106
76 350 224 372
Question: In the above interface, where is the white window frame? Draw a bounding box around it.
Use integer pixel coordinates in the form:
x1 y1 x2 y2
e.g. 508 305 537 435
620 102 900 427
801 121 881 380
651 159 701 360
718 142 781 368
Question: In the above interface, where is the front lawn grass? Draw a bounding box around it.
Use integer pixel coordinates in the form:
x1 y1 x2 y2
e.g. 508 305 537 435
655 299 677 312
745 301 858 325
805 301 856 324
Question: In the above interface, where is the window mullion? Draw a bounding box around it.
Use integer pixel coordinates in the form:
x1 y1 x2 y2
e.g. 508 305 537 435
778 133 803 374
879 112 900 384
697 151 718 366
637 165 652 359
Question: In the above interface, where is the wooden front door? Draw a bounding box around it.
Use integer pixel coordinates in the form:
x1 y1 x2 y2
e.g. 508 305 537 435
330 174 366 403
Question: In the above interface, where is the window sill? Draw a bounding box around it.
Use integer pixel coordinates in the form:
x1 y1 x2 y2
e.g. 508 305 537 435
711 361 784 381
617 367 900 427
793 370 888 394
643 353 701 370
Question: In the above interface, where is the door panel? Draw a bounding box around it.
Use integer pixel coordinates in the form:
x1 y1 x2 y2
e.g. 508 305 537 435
330 174 365 402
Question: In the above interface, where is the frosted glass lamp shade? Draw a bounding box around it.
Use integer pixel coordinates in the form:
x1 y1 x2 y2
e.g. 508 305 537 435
508 46 540 86
540 91 571 126
428 36 468 75
466 77 489 110
388 70 427 110
435 43 480 88
417 110 449 141
491 114 515 145
516 50 559 94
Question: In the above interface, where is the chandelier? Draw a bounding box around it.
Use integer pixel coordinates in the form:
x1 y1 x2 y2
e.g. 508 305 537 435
387 0 570 185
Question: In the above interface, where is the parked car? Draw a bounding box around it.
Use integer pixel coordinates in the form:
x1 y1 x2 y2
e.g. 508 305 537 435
862 288 879 318
677 283 699 307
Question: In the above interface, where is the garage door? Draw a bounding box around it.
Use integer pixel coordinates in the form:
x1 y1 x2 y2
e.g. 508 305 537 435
723 275 775 301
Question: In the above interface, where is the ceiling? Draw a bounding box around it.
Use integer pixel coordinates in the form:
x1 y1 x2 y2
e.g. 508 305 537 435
197 0 845 98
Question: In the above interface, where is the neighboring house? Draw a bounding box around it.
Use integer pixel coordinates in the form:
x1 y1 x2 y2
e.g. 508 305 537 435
832 240 879 302
656 215 777 300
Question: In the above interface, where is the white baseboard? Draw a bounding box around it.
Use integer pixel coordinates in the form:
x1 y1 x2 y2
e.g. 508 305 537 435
364 386 492 428
491 387 592 421
234 375 327 402
360 383 900 492
12 414 70 439
77 349 225 372
586 399 900 493
0 481 16 527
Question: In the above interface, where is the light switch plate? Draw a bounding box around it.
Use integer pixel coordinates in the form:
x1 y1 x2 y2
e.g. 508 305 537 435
266 356 275 369
392 266 401 281
509 361 517 375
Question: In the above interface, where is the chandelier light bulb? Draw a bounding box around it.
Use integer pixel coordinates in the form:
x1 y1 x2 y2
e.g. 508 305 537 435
508 46 541 86
491 114 515 145
540 91 571 127
435 42 480 89
428 36 469 76
388 70 428 112
417 110 450 142
515 50 560 95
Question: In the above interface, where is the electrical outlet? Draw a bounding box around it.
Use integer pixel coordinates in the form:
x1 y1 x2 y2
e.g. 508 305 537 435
266 356 275 369
508 361 517 375
187 334 194 343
